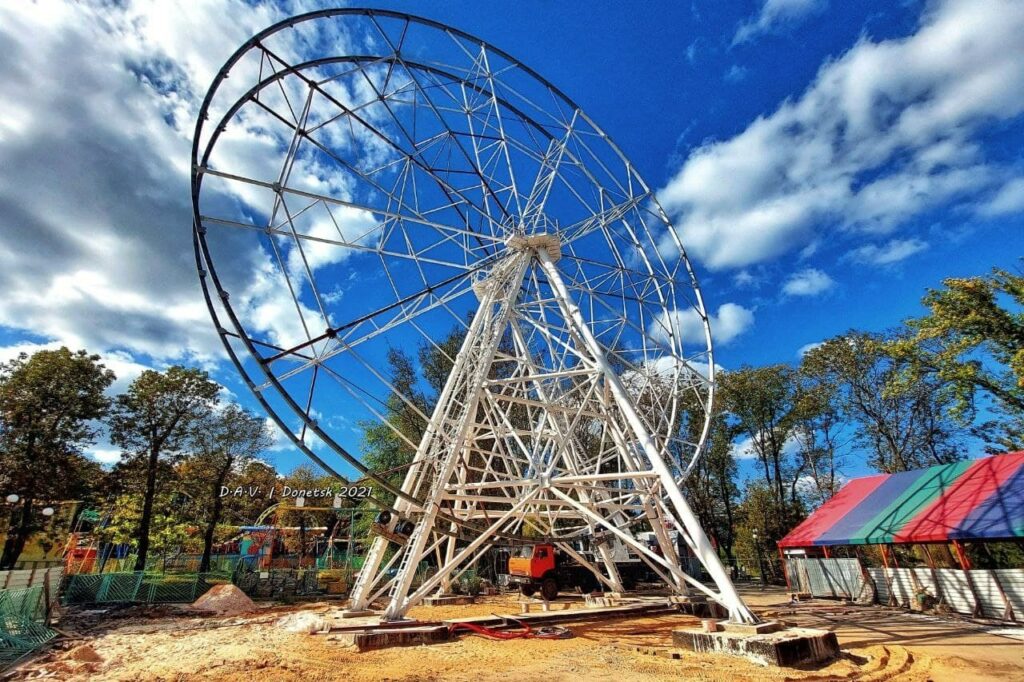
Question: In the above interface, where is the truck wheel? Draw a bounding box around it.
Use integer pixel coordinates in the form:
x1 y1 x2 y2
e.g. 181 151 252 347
519 584 536 597
541 577 559 601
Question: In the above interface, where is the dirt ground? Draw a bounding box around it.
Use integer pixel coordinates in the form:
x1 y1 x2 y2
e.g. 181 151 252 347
10 586 1023 681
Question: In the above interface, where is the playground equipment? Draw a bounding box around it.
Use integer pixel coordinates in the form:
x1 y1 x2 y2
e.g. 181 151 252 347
191 8 757 623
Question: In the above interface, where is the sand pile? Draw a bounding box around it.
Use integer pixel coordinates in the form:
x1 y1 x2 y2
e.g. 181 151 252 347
189 584 257 616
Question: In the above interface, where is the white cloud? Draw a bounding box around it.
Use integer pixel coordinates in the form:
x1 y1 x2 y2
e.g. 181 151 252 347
797 341 823 358
724 65 748 83
978 177 1024 217
661 0 1024 270
0 1 365 373
782 268 834 296
733 0 828 45
0 341 154 395
847 237 928 265
730 432 800 461
87 449 123 465
730 435 759 461
651 303 754 347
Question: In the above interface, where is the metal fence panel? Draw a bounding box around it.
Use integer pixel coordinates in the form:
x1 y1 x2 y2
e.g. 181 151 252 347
994 568 1024 617
935 568 976 615
786 558 865 599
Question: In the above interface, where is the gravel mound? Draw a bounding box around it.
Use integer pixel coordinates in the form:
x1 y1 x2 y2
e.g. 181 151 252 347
189 584 257 616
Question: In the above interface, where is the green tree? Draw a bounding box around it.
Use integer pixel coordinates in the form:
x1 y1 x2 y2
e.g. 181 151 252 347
792 362 849 506
109 366 220 570
683 410 740 569
278 464 335 561
802 332 963 473
0 348 113 569
185 404 272 572
890 267 1024 450
717 365 802 540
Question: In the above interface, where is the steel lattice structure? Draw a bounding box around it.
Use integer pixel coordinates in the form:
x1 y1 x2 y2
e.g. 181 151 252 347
191 8 757 623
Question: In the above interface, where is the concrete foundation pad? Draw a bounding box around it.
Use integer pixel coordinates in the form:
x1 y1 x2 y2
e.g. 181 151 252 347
672 626 840 667
423 595 476 606
721 619 783 635
338 609 376 619
332 625 451 651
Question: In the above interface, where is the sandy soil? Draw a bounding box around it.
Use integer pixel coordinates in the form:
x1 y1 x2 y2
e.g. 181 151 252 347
10 587 1023 681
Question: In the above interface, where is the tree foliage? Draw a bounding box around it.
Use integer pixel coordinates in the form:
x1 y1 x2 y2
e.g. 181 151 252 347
0 347 114 568
801 332 962 473
891 267 1024 450
109 366 220 570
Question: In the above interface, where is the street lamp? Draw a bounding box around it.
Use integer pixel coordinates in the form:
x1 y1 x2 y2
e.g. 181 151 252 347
41 507 55 517
5 494 18 504
753 529 767 590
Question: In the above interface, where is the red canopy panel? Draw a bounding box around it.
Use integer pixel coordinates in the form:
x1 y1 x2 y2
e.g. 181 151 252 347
777 474 888 548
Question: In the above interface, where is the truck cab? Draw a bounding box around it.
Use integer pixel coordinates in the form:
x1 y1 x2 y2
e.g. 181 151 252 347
506 543 598 600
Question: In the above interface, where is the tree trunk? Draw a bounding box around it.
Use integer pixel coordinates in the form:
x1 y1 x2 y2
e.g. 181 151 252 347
0 496 33 570
200 458 232 573
134 447 160 571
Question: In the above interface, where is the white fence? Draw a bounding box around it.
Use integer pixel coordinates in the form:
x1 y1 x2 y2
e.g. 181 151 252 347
867 566 1024 620
787 557 1023 620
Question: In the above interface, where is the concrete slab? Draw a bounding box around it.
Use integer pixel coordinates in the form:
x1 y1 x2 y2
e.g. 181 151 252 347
721 619 783 635
672 626 840 667
423 595 476 606
338 609 376 619
335 625 451 651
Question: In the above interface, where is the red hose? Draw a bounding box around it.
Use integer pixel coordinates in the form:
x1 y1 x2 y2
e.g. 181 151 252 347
448 616 570 640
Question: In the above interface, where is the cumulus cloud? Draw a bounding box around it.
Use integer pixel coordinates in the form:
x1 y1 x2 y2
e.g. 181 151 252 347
661 0 1024 270
651 302 754 348
846 238 929 265
733 0 828 45
0 1 302 364
782 268 834 296
978 177 1024 217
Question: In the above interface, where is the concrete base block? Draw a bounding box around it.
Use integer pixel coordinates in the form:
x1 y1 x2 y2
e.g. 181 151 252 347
338 609 375 619
721 619 783 636
423 595 476 606
675 599 726 619
335 626 451 651
672 626 840 667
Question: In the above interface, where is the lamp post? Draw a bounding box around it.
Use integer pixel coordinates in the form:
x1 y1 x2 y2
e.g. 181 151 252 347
753 529 767 590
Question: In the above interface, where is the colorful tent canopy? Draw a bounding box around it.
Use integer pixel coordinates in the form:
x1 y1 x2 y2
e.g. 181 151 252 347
779 452 1024 548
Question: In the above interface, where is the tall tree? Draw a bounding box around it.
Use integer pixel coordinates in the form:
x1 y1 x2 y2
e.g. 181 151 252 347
890 267 1024 450
0 348 113 568
802 332 962 473
792 363 849 506
717 365 801 539
683 410 740 569
185 404 271 572
109 366 219 571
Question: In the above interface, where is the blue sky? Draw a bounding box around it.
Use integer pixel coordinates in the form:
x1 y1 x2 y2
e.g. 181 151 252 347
0 0 1022 485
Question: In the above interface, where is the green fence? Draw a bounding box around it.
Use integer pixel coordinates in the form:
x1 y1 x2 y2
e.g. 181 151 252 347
61 572 231 606
0 587 56 670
